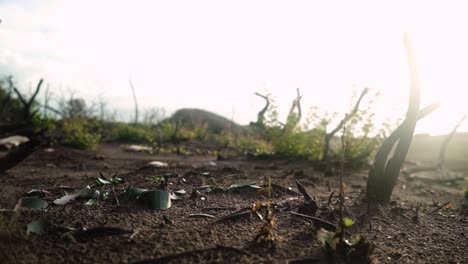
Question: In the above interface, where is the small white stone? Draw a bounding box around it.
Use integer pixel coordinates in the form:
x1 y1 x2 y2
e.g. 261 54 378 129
147 161 168 167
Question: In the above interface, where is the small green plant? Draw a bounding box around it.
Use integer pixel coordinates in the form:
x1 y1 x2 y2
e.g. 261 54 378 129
148 173 171 189
317 221 373 263
317 116 373 263
115 124 155 144
93 172 125 204
253 176 276 248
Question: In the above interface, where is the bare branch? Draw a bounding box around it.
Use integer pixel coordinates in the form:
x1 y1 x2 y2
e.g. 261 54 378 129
322 87 369 162
129 74 139 124
438 115 466 170
252 92 270 128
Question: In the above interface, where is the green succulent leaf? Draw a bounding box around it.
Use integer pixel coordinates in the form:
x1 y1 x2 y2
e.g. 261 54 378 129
140 190 171 210
85 199 98 206
21 197 48 209
27 219 49 235
111 177 124 184
125 187 149 198
53 192 80 205
95 177 111 186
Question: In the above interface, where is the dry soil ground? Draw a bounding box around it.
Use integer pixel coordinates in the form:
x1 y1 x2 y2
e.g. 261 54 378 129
0 143 467 263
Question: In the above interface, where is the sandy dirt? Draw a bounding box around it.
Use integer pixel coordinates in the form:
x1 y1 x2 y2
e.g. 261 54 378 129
0 143 466 263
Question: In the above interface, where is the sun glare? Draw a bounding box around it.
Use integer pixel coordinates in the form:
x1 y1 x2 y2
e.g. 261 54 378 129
1 1 468 135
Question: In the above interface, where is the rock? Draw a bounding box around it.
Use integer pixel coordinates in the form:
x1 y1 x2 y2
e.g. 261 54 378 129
122 145 153 153
0 135 29 150
146 161 169 167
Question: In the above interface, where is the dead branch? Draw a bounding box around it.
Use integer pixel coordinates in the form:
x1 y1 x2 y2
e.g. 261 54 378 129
13 79 44 121
367 34 437 203
296 180 313 201
430 201 451 214
129 74 139 124
252 92 270 129
285 88 302 130
0 139 42 173
438 115 466 170
322 87 369 162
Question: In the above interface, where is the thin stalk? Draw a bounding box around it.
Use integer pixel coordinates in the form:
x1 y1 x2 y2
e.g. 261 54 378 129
339 113 348 238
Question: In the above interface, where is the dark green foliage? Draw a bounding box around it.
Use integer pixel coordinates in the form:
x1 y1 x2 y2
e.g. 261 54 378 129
0 78 22 123
61 117 101 150
114 124 155 144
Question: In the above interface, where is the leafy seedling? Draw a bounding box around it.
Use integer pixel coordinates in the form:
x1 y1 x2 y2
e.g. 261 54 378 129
149 173 171 188
21 197 48 209
317 218 373 263
93 172 125 204
253 176 276 248
27 219 50 235
140 190 171 210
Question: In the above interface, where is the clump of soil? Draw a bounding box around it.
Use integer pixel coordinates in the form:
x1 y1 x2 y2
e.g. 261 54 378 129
0 143 466 263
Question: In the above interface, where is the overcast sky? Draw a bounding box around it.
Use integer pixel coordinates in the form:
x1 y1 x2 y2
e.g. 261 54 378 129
1 0 468 134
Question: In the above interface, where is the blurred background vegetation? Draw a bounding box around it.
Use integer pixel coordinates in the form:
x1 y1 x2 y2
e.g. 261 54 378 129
2 75 468 174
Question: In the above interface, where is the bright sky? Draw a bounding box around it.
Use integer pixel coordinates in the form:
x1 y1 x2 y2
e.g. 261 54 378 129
1 0 468 135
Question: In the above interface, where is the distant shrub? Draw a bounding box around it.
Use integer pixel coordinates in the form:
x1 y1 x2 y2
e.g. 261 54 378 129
62 117 101 150
236 136 272 156
32 115 57 133
115 124 155 144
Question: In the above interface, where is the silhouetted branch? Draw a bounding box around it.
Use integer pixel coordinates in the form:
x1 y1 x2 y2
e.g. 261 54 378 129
0 139 42 174
438 115 466 170
322 87 369 162
367 34 438 203
12 79 44 121
252 92 270 129
285 88 302 130
129 74 139 124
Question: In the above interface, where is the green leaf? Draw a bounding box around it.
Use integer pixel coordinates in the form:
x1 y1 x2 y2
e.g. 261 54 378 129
27 219 49 235
125 187 149 198
174 189 187 195
24 189 49 198
54 192 80 205
21 197 48 209
317 228 338 249
54 186 91 205
110 177 124 185
140 190 171 210
228 181 261 190
343 217 354 227
85 199 98 206
95 177 111 186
